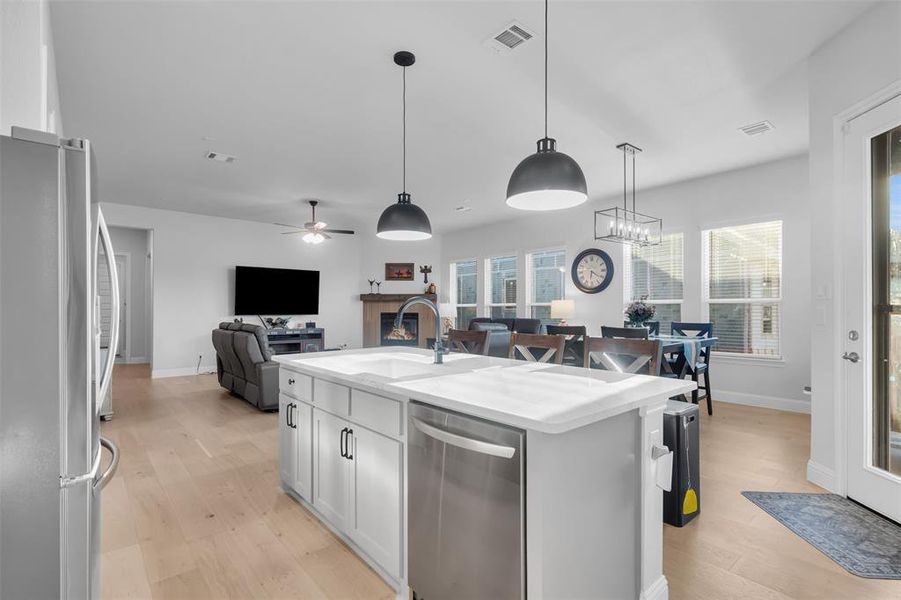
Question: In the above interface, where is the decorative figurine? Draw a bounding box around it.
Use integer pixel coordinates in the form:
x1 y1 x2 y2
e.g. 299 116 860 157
420 265 432 284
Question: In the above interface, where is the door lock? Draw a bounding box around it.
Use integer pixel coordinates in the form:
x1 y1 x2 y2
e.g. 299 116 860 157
848 330 859 341
842 351 860 363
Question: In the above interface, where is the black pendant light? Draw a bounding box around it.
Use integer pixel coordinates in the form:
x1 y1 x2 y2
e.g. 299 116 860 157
377 51 432 241
506 0 587 211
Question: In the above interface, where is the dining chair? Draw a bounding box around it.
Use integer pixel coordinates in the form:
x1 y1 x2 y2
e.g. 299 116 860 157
670 321 713 415
446 329 490 355
583 337 663 376
509 333 565 364
602 325 649 339
623 321 660 336
546 325 587 366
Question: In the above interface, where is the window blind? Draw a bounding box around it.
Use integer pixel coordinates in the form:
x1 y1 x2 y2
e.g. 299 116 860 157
528 249 565 319
627 233 683 331
487 255 517 319
703 221 782 357
451 260 477 327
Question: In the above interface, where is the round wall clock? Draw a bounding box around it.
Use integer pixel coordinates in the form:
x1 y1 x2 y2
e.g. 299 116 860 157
571 248 614 294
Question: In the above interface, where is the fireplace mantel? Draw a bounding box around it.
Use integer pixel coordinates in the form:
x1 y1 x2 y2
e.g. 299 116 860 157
360 293 437 348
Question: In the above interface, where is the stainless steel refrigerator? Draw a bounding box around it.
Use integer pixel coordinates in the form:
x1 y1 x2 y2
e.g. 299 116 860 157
0 127 121 599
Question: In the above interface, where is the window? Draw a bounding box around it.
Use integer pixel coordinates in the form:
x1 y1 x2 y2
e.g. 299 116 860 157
703 220 782 357
449 260 478 328
486 255 518 319
625 233 683 332
527 249 566 320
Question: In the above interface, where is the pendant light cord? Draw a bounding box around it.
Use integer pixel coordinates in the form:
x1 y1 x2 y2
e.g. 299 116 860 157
622 149 627 211
402 65 407 194
544 0 548 139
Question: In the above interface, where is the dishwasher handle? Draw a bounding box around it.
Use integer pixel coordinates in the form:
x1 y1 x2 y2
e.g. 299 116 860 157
411 417 516 459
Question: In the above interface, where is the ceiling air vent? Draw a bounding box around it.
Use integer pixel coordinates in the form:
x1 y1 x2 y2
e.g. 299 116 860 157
205 151 236 163
485 21 535 53
739 120 775 137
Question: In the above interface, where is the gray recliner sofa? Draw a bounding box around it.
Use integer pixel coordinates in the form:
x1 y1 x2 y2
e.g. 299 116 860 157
211 322 279 411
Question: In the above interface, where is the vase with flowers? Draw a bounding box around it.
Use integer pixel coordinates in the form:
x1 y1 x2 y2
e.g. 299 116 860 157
625 296 656 328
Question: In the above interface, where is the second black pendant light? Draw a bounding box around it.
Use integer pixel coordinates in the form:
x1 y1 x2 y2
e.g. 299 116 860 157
376 51 433 241
506 0 587 211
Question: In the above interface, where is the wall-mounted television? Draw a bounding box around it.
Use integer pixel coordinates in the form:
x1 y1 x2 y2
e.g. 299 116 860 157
234 266 320 315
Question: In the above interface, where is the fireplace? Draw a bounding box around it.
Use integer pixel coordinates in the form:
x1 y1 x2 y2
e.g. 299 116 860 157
380 312 419 347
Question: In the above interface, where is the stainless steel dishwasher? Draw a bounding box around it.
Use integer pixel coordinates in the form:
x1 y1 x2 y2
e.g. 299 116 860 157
408 401 525 600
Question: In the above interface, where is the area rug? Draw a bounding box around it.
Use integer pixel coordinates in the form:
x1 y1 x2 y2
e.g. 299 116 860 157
742 491 901 579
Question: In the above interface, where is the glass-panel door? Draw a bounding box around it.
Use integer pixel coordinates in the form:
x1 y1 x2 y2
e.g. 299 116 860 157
872 123 901 478
843 94 901 523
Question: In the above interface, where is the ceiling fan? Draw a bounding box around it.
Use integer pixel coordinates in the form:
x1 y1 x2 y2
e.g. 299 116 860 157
275 200 355 244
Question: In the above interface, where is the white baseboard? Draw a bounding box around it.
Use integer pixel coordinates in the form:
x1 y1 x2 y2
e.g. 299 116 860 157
125 356 148 364
806 460 839 493
714 389 811 414
151 365 217 379
640 575 669 600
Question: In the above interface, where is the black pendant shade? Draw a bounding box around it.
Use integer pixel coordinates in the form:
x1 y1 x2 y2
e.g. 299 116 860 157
506 0 587 211
377 51 433 241
377 193 432 241
506 137 587 210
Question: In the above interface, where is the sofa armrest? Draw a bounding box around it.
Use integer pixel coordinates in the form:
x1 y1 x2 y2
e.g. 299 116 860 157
256 361 280 410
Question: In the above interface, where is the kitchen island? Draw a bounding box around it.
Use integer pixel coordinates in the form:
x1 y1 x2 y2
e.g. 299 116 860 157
275 347 694 600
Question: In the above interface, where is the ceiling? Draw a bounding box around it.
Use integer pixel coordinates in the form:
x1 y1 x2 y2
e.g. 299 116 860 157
50 0 872 234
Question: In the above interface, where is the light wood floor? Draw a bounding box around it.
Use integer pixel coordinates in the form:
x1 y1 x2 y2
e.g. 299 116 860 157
101 364 901 600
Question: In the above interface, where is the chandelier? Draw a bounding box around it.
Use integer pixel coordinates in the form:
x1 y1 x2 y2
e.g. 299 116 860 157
595 143 662 246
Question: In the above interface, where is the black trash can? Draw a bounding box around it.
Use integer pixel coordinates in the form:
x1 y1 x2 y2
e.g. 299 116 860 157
663 400 700 527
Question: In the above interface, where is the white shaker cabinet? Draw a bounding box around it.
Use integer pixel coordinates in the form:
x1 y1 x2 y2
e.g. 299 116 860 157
312 407 350 531
278 394 297 490
346 424 403 580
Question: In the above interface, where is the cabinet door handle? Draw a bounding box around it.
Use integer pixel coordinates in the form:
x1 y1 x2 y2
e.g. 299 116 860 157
339 427 347 458
345 429 353 460
288 378 295 385
291 403 298 429
286 403 292 428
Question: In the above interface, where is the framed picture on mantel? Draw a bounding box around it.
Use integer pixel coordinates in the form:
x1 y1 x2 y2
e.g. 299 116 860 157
385 262 415 281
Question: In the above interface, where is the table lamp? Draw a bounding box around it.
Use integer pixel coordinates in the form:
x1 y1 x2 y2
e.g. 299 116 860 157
438 303 455 334
550 299 575 325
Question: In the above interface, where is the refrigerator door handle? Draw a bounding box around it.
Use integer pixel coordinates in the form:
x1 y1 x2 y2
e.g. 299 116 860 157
60 448 102 489
95 208 120 415
92 436 120 494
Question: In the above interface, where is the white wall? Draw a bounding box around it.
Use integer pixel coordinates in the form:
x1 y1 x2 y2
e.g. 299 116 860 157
0 0 64 135
108 226 152 363
442 154 811 411
808 2 901 492
101 203 363 378
358 231 443 297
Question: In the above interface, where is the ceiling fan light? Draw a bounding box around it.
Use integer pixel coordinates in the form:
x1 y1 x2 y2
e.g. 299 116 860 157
506 138 587 211
376 193 432 241
302 232 326 244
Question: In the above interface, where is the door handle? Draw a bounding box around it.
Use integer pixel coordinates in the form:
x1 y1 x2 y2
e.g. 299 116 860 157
286 403 291 428
288 378 295 385
411 417 516 459
93 436 120 494
290 403 297 429
842 351 860 363
340 427 347 458
345 429 353 460
95 208 119 416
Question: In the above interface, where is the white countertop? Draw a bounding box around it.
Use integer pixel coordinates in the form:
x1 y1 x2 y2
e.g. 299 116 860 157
275 348 696 434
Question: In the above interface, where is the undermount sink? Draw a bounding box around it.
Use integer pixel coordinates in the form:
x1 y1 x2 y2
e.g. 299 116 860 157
300 350 473 379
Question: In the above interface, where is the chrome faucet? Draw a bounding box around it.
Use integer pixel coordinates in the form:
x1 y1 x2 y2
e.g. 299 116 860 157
395 296 448 364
